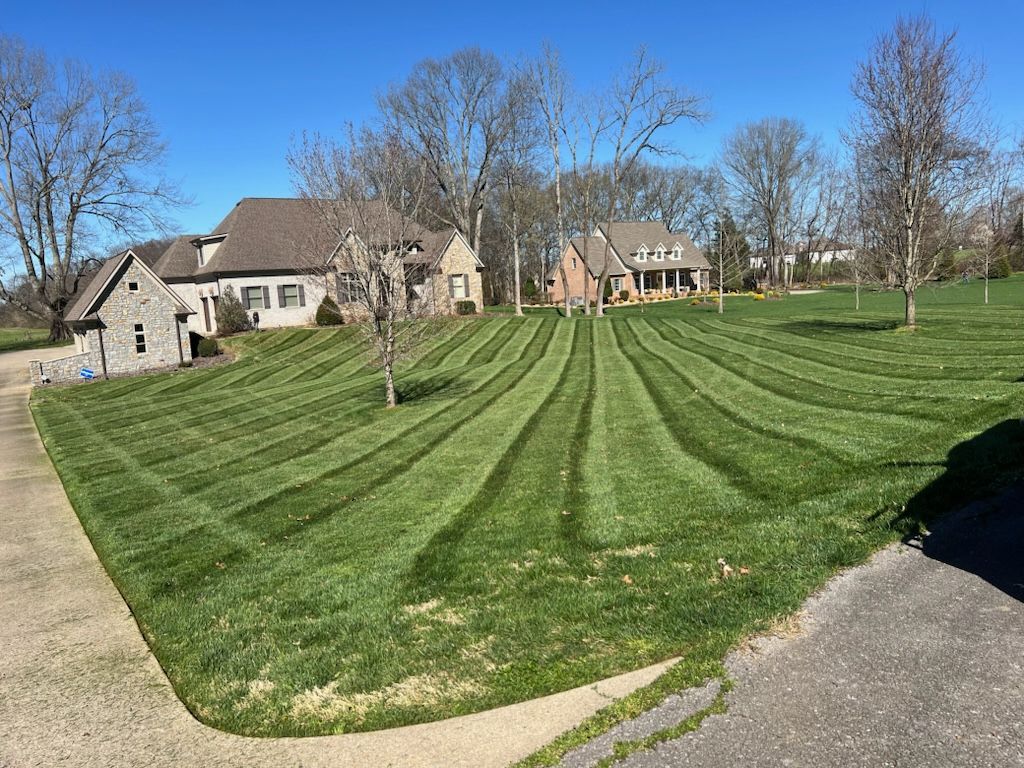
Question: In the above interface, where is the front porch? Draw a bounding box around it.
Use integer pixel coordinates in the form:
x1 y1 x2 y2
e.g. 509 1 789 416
620 268 710 297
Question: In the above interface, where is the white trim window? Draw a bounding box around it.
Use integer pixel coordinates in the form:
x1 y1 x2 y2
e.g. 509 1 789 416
337 273 359 304
127 280 140 292
671 245 682 260
654 245 665 262
637 245 648 262
612 277 623 292
571 256 578 270
449 273 468 299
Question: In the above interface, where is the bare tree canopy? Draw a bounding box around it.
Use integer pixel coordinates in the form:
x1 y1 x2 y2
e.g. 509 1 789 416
846 15 989 327
721 117 822 287
592 47 708 316
0 35 181 339
289 126 449 408
379 47 509 260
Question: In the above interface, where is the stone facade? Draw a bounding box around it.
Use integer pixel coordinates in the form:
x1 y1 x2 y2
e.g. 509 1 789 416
31 255 192 387
421 233 485 314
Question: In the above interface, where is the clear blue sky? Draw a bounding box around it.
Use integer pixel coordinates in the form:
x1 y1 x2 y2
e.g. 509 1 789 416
6 0 1023 235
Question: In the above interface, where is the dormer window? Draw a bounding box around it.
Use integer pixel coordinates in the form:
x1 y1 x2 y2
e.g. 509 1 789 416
654 244 665 261
671 244 682 261
637 245 648 262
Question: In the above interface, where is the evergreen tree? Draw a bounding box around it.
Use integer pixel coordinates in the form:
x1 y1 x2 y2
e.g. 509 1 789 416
215 286 251 335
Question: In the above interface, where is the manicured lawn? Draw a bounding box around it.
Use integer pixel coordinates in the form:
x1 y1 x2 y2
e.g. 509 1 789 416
0 326 62 353
31 279 1024 738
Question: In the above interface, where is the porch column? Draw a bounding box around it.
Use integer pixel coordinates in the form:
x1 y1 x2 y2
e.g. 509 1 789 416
661 271 666 292
640 272 645 295
675 268 680 292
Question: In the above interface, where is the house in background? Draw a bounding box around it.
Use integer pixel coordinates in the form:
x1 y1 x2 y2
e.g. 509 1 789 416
154 198 485 334
30 198 485 385
30 249 194 385
547 221 711 305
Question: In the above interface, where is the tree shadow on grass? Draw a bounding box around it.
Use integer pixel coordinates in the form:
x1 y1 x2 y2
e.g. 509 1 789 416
395 373 470 405
881 419 1024 602
782 319 901 334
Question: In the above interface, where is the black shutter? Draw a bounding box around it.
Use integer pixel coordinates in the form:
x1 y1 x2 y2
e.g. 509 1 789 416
262 286 271 309
448 276 455 298
241 287 250 309
298 284 306 307
463 273 469 298
277 285 286 308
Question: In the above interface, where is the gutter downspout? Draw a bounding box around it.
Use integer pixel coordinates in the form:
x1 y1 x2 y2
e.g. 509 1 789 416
175 317 185 365
97 323 109 380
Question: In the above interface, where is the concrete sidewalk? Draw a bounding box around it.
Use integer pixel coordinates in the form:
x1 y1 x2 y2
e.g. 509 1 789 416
0 347 673 768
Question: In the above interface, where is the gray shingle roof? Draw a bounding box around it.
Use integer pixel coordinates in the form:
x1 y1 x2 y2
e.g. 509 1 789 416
153 198 476 279
597 221 710 271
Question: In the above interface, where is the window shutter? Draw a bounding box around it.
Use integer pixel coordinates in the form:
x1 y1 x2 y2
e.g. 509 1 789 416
463 274 469 298
448 276 455 298
277 285 286 308
298 284 306 307
241 288 250 309
262 286 271 309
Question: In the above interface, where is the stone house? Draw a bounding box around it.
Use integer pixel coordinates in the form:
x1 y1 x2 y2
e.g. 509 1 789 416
547 221 711 305
30 249 194 385
153 198 485 335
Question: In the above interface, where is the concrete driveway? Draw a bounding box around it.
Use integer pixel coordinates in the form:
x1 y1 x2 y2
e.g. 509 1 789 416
0 347 672 768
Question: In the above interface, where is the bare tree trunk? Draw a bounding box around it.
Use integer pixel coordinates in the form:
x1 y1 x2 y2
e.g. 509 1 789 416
384 360 397 408
49 314 72 342
512 207 523 316
904 286 917 327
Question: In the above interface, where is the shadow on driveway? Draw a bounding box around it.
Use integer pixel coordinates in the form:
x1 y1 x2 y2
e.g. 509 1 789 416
892 418 1024 603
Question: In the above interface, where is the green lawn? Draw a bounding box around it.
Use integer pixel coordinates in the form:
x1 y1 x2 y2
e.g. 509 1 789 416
0 326 62 353
31 278 1024 739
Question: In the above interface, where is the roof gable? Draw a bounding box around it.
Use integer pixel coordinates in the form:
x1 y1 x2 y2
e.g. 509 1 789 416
65 250 195 321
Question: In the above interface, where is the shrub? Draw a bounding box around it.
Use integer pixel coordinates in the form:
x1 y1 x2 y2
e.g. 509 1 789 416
197 337 219 357
619 289 630 301
603 279 614 299
215 286 251 335
991 254 1012 279
523 278 537 301
315 295 344 326
754 293 766 301
455 300 477 315
690 298 701 305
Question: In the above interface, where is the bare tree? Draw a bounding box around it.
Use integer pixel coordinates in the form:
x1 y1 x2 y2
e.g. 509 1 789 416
380 47 509 260
846 16 988 327
721 117 820 288
289 127 441 408
0 36 181 340
528 44 572 317
966 146 1022 303
496 71 540 316
594 48 707 316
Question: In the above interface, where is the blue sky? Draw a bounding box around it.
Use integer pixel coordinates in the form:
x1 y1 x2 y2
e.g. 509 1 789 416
5 0 1023 235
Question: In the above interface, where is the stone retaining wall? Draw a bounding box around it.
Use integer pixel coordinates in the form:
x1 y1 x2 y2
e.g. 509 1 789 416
29 352 94 386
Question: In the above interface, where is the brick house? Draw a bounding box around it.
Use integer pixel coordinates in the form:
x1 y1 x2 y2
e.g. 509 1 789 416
30 249 194 385
547 221 711 305
153 198 485 335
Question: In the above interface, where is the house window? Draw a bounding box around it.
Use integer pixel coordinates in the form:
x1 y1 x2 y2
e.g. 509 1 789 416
571 257 578 270
280 284 301 308
612 277 623 292
449 273 468 299
637 246 648 262
134 323 146 354
671 246 682 261
244 286 266 309
337 273 359 304
127 281 139 292
654 247 665 262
